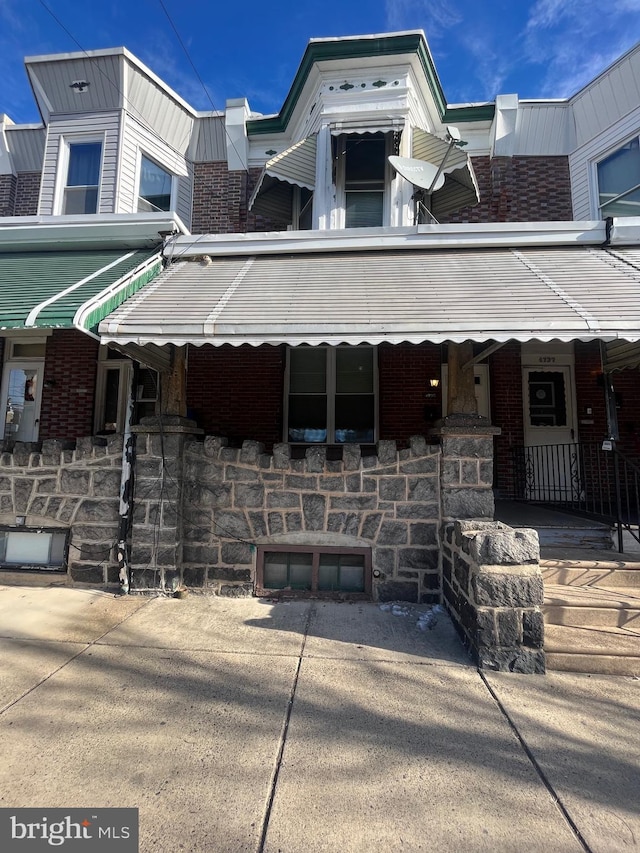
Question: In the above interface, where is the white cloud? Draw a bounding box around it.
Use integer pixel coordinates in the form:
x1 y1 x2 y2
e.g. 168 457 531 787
384 0 462 38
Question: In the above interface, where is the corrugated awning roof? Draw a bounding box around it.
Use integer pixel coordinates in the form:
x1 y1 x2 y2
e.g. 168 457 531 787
411 128 479 218
249 136 317 219
99 245 640 348
0 248 162 334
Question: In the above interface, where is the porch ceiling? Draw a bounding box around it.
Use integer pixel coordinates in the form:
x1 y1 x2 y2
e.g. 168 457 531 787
0 248 162 335
99 244 640 348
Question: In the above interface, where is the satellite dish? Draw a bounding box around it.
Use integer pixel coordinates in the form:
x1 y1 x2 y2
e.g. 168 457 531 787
388 155 446 192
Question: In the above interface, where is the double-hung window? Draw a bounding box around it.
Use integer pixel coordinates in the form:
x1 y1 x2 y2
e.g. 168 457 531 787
338 133 388 228
63 141 102 214
597 135 640 217
138 155 173 212
286 345 376 443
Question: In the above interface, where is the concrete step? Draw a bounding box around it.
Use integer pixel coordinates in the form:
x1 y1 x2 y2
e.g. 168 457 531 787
540 548 640 588
543 584 640 628
544 623 640 676
537 525 613 549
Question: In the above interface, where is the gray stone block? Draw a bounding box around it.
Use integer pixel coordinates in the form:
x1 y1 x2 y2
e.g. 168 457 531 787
248 511 268 537
408 477 436 502
409 522 438 546
470 527 539 565
378 477 407 502
496 609 522 646
330 495 377 510
376 580 418 603
523 610 545 648
374 548 396 573
212 511 251 540
378 521 408 545
181 544 220 565
219 447 240 463
225 465 259 482
442 489 494 520
203 436 228 457
461 461 480 485
285 474 318 490
285 512 303 532
396 502 437 519
410 435 429 456
327 513 346 533
259 454 272 470
302 493 326 530
266 491 300 509
342 444 362 471
319 476 345 492
268 512 284 534
360 512 383 539
476 608 498 645
221 541 253 565
398 547 439 571
93 469 122 497
479 648 546 674
400 457 437 475
346 474 362 493
376 440 397 464
472 572 544 607
28 496 47 517
240 440 264 464
442 436 494 459
36 477 57 494
60 470 91 496
234 482 265 508
209 566 251 582
305 446 327 472
272 443 291 469
344 513 360 537
219 584 253 598
362 477 377 492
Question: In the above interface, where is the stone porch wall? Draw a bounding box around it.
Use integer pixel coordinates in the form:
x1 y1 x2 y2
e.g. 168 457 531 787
0 437 123 583
130 429 441 601
442 520 545 673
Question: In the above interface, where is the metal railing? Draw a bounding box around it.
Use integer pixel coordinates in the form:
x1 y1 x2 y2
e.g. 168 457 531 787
512 442 640 552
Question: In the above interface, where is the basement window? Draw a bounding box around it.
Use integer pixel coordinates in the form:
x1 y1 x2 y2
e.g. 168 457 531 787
0 527 68 572
256 545 372 598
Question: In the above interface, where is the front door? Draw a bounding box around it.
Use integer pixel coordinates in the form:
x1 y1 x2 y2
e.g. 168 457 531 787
0 363 44 441
523 366 580 501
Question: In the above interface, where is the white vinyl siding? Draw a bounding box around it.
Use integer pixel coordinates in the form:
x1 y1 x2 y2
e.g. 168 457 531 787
127 64 195 154
569 104 640 220
38 112 120 215
120 114 192 226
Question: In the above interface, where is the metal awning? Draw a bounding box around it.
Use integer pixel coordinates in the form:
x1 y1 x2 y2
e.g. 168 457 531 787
249 136 317 219
411 128 479 218
0 248 162 335
100 244 640 349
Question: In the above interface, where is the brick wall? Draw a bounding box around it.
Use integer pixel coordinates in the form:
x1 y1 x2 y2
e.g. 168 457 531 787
574 341 608 445
191 164 289 234
0 173 16 216
490 342 524 497
443 156 573 223
14 172 41 216
378 342 442 442
39 331 100 440
186 343 285 447
612 368 640 459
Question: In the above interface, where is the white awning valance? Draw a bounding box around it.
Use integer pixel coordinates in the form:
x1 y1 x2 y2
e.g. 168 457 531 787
249 135 317 218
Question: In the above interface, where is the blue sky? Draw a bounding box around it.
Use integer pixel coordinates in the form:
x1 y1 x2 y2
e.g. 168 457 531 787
1 0 639 124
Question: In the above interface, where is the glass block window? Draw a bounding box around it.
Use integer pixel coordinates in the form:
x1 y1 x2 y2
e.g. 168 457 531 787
257 546 371 597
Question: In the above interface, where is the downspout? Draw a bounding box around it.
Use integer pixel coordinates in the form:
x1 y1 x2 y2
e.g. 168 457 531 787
117 364 137 594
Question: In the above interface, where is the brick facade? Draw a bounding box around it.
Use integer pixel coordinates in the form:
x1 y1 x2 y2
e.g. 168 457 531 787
13 172 41 216
0 173 17 217
378 342 442 442
39 331 100 440
444 156 573 223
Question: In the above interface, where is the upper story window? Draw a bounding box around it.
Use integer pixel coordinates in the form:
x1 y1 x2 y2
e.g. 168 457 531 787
597 135 640 217
286 345 376 444
337 133 388 228
64 141 102 214
138 155 173 212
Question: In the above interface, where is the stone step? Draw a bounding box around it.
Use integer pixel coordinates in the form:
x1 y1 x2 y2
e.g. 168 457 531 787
543 584 640 628
544 623 640 676
537 525 613 549
540 547 640 588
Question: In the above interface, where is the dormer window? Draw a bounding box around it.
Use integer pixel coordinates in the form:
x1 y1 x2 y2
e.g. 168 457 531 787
342 134 387 228
63 141 102 214
138 155 173 212
597 135 640 217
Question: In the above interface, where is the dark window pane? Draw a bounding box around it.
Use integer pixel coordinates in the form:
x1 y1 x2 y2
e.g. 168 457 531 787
67 142 101 186
264 552 312 590
318 553 365 592
345 136 386 184
288 395 327 442
335 395 375 443
102 369 120 431
139 156 172 211
289 347 326 393
336 347 373 393
345 191 383 227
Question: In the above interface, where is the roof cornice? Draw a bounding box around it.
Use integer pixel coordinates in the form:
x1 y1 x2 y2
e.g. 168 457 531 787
247 32 494 136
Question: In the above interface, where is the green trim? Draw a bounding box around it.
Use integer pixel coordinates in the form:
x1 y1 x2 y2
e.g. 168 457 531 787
443 104 495 122
247 33 453 136
82 259 162 333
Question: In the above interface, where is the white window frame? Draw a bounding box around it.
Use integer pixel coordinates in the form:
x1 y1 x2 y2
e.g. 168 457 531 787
136 150 176 213
283 345 378 444
94 349 159 434
55 134 105 215
333 133 394 229
593 132 640 219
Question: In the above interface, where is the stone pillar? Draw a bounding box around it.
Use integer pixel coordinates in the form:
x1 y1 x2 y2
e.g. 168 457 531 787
442 520 545 673
129 415 202 591
431 414 501 520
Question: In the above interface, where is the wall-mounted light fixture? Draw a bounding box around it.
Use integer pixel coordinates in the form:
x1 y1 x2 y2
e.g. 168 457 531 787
429 378 440 388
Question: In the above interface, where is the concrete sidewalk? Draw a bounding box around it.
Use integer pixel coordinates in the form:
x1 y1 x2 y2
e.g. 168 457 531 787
0 583 638 852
